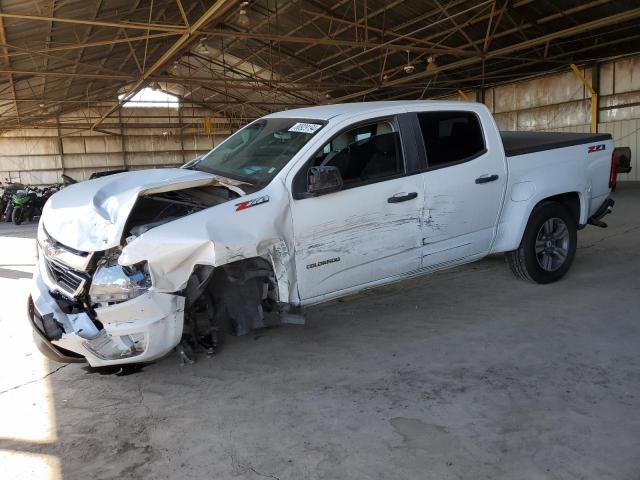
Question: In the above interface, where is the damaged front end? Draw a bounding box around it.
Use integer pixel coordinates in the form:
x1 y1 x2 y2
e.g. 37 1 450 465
29 171 288 367
31 222 187 366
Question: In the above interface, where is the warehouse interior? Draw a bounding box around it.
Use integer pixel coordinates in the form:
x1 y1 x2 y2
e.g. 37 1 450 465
0 1 639 479
0 0 639 183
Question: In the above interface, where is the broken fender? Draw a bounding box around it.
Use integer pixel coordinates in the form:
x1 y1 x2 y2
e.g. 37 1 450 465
119 182 297 302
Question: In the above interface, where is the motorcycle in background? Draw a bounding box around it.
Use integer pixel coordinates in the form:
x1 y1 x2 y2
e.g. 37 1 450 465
11 185 58 225
1 180 25 222
11 187 39 225
1 169 124 224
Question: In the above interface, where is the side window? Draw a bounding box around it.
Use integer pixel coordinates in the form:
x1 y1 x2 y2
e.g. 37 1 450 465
309 120 404 187
417 111 485 168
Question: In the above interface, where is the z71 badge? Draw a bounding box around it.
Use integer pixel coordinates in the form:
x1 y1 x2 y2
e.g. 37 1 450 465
235 195 269 212
588 144 605 153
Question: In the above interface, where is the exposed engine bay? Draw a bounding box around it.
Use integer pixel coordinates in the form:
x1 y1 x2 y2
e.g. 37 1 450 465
125 186 238 238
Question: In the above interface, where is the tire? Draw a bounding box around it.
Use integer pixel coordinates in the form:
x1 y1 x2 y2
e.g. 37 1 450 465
506 201 577 284
12 207 23 225
5 205 13 222
183 290 225 356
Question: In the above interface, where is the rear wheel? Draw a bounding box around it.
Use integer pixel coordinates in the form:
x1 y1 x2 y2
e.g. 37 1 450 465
12 207 23 225
506 201 577 284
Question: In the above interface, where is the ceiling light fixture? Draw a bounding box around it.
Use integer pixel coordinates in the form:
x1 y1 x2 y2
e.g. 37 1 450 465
198 37 209 54
426 55 438 73
403 50 415 74
238 2 250 28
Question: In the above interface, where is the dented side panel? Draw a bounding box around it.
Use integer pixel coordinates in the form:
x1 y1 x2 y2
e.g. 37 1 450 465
290 175 423 300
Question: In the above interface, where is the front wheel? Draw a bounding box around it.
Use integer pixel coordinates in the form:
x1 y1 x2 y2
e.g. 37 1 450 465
12 207 23 225
506 201 577 284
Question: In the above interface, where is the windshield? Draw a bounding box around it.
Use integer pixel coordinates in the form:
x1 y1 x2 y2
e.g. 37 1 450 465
189 118 325 185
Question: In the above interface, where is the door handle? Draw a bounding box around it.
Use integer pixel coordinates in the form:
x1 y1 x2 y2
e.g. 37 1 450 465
388 192 418 203
475 174 499 184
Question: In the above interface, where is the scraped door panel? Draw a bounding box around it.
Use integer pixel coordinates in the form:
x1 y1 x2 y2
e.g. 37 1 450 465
292 176 423 301
421 157 505 268
413 110 506 269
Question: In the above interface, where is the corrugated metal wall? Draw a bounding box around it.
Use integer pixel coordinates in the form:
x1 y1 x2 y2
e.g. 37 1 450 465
487 55 640 181
0 105 230 185
1 55 639 185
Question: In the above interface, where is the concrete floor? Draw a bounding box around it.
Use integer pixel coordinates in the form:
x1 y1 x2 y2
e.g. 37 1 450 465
1 184 639 480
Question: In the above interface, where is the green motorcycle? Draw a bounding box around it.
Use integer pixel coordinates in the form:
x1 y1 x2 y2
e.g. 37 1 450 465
11 187 46 225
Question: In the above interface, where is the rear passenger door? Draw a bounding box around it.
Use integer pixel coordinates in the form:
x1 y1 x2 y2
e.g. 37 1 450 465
413 110 507 268
289 115 424 302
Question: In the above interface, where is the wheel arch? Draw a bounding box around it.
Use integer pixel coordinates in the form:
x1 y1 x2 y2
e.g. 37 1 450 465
180 255 283 305
491 189 586 254
542 191 582 226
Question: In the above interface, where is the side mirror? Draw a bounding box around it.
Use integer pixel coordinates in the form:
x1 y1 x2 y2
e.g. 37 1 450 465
306 165 343 197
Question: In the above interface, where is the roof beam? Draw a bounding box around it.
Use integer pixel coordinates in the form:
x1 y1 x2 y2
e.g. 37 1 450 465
76 0 174 121
323 0 621 87
330 6 640 103
4 32 180 57
218 0 351 84
59 0 104 105
298 5 469 55
0 12 186 32
312 0 614 78
1 98 310 107
0 17 19 126
176 0 189 27
388 33 640 100
294 0 494 84
41 0 56 100
0 68 370 88
91 0 237 130
199 29 473 56
296 0 470 69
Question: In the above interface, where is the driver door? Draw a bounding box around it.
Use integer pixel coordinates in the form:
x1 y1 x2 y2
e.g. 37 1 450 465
289 116 424 302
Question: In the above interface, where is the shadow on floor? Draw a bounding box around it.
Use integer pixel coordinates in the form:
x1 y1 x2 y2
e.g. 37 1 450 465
0 266 34 280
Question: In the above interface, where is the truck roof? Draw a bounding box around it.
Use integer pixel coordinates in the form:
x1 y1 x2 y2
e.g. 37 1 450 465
264 100 478 121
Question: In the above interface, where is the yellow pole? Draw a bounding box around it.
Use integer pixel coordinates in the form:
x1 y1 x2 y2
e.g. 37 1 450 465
457 89 470 101
570 63 598 133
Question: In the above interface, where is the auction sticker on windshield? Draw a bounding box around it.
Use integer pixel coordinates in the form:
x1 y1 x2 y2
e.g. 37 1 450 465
288 123 322 134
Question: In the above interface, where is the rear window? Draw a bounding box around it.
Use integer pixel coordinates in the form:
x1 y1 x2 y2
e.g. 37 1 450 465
417 111 485 168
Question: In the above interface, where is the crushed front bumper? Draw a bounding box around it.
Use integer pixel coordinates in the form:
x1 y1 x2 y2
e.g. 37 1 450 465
29 262 185 367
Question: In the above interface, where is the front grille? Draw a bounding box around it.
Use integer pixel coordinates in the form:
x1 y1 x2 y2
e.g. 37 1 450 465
44 258 88 297
41 226 93 271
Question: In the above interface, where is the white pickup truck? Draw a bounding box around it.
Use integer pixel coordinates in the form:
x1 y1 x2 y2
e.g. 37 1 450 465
29 101 616 366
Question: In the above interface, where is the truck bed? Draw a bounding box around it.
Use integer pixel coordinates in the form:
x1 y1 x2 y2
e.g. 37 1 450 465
500 131 612 157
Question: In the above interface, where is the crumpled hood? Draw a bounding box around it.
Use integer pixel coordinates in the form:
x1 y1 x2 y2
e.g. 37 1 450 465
42 168 241 252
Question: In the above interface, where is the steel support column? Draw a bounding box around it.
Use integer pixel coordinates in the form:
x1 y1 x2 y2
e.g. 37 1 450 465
570 63 598 133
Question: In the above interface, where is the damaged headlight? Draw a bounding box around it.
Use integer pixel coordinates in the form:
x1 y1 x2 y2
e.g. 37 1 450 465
89 248 151 304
